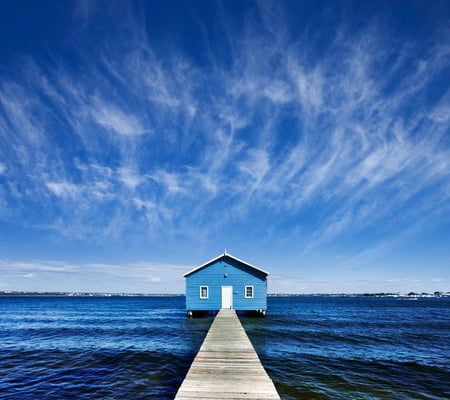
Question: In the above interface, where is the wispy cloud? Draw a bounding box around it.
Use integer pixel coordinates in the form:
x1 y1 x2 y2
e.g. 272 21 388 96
46 181 82 198
0 259 188 293
0 1 449 272
90 98 147 136
118 167 145 190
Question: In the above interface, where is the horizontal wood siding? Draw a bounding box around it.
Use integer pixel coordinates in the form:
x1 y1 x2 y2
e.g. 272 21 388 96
186 258 267 311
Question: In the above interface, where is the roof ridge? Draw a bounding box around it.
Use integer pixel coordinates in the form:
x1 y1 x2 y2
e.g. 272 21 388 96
183 252 269 277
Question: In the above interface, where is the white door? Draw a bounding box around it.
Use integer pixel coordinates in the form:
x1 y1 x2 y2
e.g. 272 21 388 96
221 286 233 309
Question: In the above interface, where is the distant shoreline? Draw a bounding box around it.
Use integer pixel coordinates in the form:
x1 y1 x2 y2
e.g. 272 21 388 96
268 292 449 298
0 292 184 297
0 291 448 298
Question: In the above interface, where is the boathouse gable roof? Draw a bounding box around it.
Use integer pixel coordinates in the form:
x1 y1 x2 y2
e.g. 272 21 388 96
183 252 269 278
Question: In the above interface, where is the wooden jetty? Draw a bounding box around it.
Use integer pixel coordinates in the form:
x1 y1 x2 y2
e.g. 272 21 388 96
175 309 280 400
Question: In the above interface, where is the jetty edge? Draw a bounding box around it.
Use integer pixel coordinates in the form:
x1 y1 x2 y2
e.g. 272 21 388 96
175 309 280 399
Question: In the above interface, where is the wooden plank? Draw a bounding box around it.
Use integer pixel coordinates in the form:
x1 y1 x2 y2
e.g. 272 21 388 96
175 309 280 400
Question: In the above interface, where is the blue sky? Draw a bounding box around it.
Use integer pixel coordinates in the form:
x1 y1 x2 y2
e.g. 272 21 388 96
0 0 449 294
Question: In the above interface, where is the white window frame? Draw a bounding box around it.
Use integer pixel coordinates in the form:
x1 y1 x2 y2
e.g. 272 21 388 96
199 286 208 299
245 285 254 299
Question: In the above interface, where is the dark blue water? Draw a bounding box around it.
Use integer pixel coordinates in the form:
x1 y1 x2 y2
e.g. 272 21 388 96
0 296 448 399
243 297 450 399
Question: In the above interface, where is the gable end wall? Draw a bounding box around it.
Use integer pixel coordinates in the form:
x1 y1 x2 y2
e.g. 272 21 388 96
185 259 267 311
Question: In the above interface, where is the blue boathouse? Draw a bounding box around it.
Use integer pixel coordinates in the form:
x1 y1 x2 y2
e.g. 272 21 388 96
183 252 269 316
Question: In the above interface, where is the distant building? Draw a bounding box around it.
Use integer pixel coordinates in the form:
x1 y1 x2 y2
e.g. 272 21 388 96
183 252 269 316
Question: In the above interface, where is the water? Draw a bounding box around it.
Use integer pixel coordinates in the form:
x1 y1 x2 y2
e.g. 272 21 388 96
0 296 210 399
242 297 450 399
0 296 448 399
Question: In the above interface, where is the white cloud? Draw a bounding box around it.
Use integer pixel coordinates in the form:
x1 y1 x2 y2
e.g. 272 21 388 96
0 84 50 166
150 170 186 195
185 168 219 196
118 167 145 190
287 61 323 117
430 100 450 123
46 181 81 198
0 163 6 175
263 81 292 104
91 99 146 136
238 149 270 188
0 259 189 293
133 197 171 227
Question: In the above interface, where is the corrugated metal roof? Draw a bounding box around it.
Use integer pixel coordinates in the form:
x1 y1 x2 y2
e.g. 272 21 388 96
183 252 270 278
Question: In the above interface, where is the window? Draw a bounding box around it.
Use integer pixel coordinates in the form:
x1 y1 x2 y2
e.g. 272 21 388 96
245 285 254 298
200 286 208 299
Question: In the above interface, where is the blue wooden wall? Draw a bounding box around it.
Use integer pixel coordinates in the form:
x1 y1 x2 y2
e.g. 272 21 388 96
185 256 267 311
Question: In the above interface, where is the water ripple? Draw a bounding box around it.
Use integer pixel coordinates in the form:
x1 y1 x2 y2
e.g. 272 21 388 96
1 296 449 399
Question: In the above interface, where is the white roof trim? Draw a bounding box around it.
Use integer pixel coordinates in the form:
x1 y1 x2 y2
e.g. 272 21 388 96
183 252 269 277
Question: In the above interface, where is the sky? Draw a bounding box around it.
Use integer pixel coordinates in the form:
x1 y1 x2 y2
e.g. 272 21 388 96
0 0 449 294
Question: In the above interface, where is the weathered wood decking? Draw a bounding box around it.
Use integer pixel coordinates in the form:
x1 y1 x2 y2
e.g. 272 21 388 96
175 309 280 400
